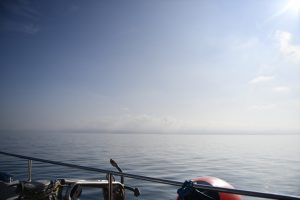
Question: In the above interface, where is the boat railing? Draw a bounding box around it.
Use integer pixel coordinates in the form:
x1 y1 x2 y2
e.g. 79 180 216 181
0 151 300 200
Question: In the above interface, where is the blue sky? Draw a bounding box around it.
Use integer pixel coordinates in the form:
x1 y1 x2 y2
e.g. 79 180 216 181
0 0 299 133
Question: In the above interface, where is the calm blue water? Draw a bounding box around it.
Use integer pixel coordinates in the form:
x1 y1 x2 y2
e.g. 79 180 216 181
0 133 300 200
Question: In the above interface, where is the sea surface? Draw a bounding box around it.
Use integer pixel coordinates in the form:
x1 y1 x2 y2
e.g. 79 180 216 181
0 132 299 200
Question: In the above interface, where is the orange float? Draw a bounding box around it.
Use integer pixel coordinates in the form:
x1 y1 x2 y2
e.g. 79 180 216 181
177 176 242 200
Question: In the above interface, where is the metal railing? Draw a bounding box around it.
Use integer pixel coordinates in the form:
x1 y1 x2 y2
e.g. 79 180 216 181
1 151 300 200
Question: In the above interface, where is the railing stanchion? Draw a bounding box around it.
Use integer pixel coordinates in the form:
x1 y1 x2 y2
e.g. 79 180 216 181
28 159 32 182
108 173 113 200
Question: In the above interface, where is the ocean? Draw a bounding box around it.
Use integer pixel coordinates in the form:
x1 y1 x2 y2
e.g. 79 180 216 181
0 132 299 200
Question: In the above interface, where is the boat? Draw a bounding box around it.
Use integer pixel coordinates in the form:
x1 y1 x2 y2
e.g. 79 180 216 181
0 151 299 200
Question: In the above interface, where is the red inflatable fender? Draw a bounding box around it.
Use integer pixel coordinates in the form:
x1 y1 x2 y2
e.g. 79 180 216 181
177 176 242 200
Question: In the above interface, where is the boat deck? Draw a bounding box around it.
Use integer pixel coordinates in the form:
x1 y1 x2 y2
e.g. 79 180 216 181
0 182 17 200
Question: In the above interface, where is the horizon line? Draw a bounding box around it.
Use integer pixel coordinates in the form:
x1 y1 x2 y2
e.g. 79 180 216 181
0 128 299 135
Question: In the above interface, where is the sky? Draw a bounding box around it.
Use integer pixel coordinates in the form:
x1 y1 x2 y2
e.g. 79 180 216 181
0 0 299 134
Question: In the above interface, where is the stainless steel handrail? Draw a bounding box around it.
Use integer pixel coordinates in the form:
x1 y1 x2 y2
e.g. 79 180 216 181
27 159 32 182
1 151 300 200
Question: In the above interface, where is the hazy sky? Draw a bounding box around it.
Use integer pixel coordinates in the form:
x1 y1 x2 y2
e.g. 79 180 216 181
0 0 299 133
